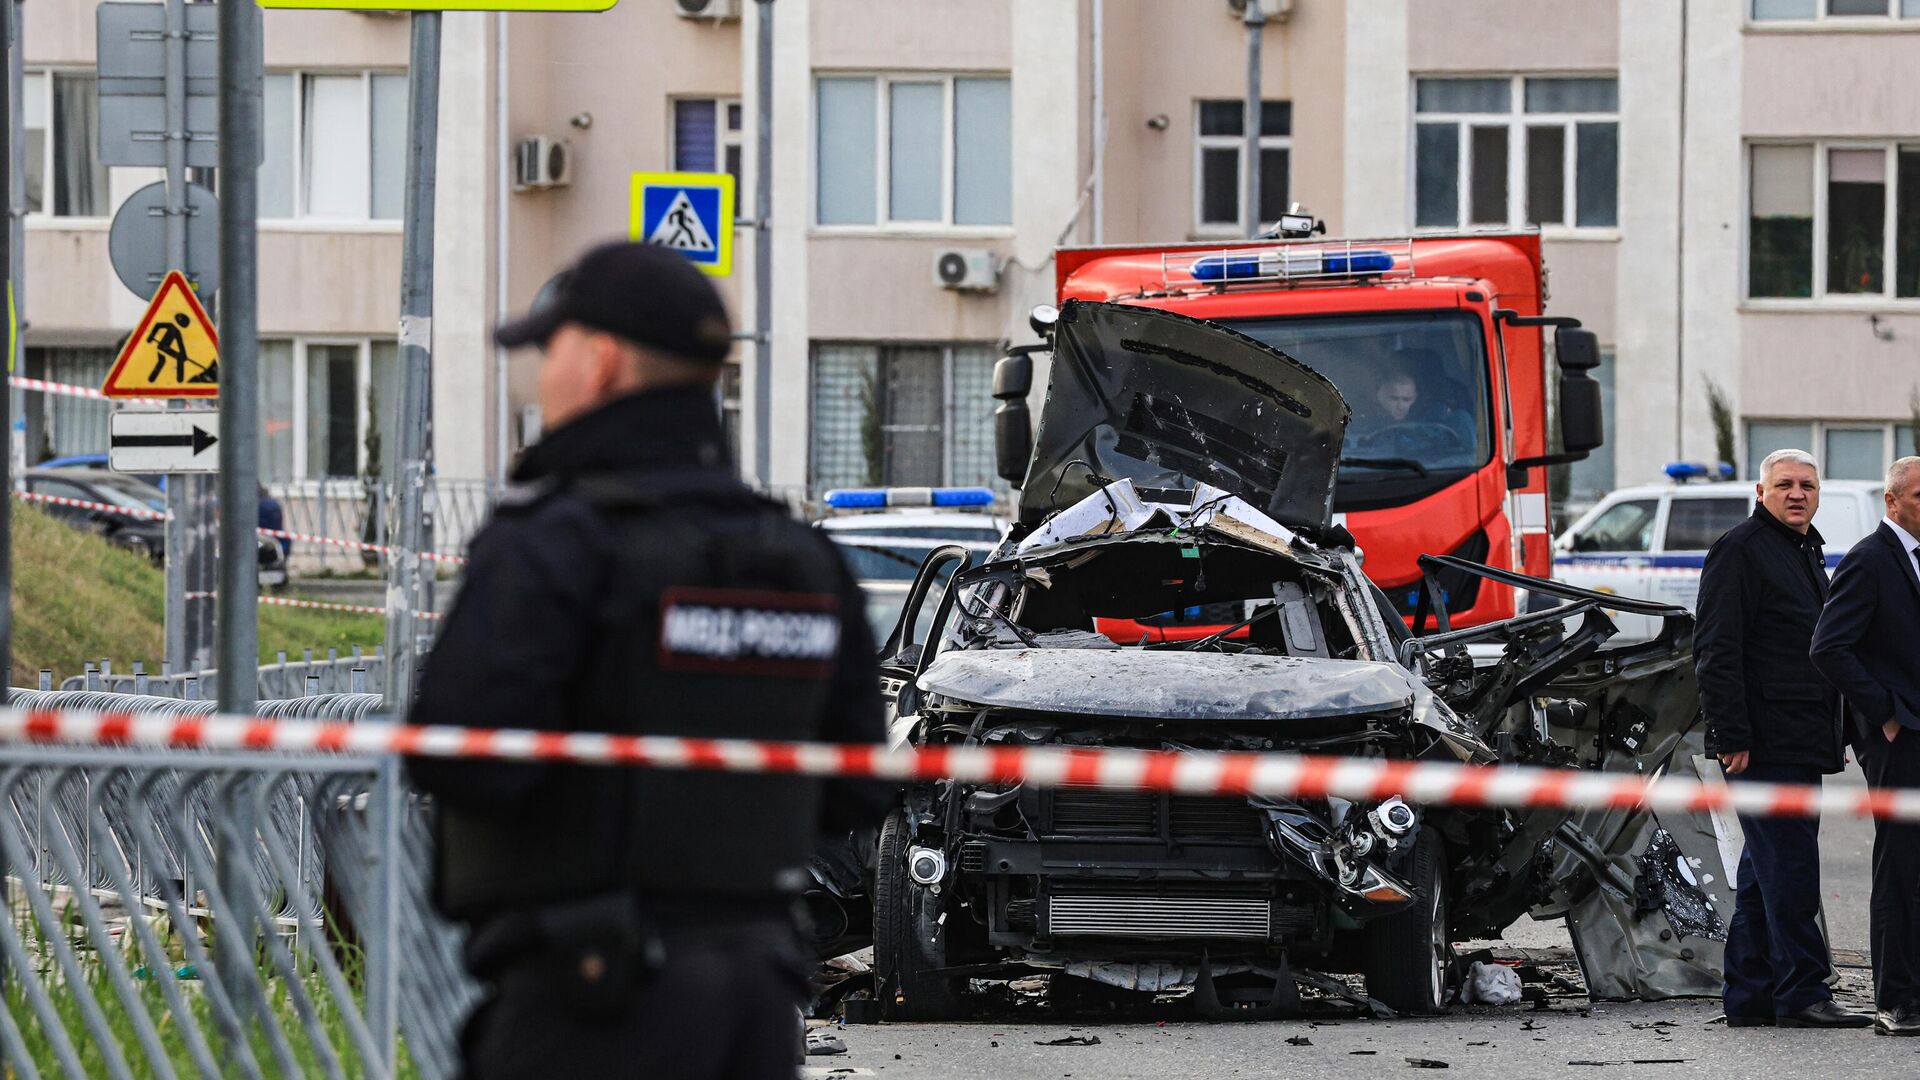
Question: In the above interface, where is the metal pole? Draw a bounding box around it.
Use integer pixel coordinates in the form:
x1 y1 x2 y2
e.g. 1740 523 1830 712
1 0 14 709
215 0 259 713
1242 0 1265 239
752 0 772 486
364 753 401 1070
384 12 439 708
5 0 18 482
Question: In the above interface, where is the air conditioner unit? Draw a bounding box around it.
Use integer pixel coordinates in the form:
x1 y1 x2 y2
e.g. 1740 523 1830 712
512 137 571 191
1226 0 1293 21
676 0 741 20
934 249 999 293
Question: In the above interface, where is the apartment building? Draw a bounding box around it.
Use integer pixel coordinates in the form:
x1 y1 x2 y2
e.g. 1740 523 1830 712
18 0 1920 512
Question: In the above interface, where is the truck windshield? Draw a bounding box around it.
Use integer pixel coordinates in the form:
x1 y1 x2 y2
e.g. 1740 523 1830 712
1227 310 1493 510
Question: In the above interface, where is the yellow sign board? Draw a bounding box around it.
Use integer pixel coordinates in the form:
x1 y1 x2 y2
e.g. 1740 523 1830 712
630 171 735 277
256 0 614 11
102 270 220 399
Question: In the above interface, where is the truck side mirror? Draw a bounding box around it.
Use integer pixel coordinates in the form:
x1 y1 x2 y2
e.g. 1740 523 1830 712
1554 327 1604 457
993 350 1036 487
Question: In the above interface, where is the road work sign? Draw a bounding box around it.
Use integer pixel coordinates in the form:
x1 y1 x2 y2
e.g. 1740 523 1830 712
109 410 220 473
101 270 219 399
630 171 734 277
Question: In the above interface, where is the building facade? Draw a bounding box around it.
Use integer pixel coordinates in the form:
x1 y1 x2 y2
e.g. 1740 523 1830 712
17 0 1920 511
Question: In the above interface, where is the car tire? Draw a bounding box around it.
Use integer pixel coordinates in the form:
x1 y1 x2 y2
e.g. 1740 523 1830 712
873 808 963 1021
1362 828 1452 1016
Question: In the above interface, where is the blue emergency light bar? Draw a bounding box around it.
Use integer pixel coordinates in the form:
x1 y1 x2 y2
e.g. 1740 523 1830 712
1664 461 1735 482
1190 249 1395 283
823 487 996 509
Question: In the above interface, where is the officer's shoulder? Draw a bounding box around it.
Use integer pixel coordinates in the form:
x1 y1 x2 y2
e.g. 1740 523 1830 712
1708 514 1764 552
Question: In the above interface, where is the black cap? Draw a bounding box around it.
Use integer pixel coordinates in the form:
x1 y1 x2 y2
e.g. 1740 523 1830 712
494 240 733 363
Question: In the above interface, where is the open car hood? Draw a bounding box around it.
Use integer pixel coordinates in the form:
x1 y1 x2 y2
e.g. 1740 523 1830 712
918 649 1417 721
1019 301 1350 532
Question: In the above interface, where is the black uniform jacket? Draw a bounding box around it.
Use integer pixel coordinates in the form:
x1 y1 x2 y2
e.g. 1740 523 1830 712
405 387 889 832
1697 504 1844 772
1813 522 1920 747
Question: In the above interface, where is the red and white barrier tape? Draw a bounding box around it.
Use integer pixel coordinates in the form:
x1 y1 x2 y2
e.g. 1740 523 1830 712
12 490 467 565
183 590 440 620
13 487 169 521
256 527 466 565
9 374 164 406
2 705 1916 822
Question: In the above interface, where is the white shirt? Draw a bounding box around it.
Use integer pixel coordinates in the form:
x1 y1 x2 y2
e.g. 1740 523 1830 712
1885 517 1920 584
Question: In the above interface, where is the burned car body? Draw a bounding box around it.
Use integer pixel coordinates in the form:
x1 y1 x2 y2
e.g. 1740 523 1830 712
861 302 1731 1021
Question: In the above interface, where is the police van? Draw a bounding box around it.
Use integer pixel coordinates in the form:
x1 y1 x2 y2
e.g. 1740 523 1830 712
1554 464 1886 643
813 487 1007 643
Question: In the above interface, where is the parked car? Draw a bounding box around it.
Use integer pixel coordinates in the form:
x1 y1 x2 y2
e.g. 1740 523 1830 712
1554 471 1884 643
821 302 1724 1020
814 487 1003 642
36 452 292 559
20 468 289 587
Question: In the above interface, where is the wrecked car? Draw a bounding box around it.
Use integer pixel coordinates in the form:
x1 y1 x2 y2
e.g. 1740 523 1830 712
861 301 1731 1021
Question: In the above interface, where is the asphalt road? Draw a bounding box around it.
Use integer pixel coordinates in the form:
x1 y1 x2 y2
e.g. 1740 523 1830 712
806 763 1905 1079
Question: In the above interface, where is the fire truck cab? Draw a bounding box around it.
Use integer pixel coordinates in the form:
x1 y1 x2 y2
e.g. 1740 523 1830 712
992 220 1603 630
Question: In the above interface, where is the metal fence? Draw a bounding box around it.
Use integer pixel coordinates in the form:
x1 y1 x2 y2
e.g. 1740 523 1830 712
1 692 480 1079
47 649 388 704
268 478 500 576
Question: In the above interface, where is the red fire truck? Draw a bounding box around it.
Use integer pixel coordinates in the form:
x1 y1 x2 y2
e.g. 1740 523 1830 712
993 219 1603 633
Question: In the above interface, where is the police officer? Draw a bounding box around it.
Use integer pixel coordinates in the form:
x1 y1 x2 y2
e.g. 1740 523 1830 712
407 240 887 1079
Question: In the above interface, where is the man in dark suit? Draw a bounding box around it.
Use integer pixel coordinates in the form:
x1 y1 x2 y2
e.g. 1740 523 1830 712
1699 448 1867 1028
1813 455 1920 1036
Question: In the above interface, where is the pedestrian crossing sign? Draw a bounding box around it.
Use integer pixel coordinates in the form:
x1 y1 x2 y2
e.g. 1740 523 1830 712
101 269 220 398
630 171 735 277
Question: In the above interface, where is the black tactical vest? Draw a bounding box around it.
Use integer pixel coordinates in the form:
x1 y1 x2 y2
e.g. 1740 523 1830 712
435 468 846 916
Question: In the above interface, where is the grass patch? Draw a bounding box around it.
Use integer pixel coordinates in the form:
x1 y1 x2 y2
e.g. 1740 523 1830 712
3 893 421 1078
12 503 385 685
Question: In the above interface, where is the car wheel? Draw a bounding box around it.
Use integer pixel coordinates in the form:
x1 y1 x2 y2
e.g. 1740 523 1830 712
1362 828 1451 1015
873 809 963 1021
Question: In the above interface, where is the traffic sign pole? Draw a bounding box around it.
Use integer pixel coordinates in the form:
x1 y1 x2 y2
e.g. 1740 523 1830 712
385 12 439 731
216 0 260 715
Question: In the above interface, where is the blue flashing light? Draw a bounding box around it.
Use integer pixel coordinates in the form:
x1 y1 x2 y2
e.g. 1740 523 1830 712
824 487 996 510
1327 251 1395 275
1664 461 1734 483
1191 255 1265 282
824 489 888 509
931 487 996 508
1190 249 1394 283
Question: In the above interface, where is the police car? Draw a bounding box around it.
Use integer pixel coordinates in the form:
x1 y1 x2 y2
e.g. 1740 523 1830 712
1554 462 1886 642
814 487 1007 643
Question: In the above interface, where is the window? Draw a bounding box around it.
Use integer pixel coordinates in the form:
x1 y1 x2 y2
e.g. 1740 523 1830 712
258 339 398 480
1193 99 1292 234
810 343 1001 493
260 71 408 222
1414 76 1618 230
1746 418 1914 479
673 97 743 192
22 71 108 218
23 347 115 462
1574 498 1659 553
1748 142 1920 299
814 75 1012 227
1752 0 1920 19
1665 498 1751 551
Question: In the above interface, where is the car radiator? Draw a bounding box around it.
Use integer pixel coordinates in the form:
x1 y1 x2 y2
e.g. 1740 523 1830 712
1045 895 1273 939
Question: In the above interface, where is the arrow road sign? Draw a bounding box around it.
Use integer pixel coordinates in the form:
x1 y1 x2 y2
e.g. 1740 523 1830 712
109 410 221 473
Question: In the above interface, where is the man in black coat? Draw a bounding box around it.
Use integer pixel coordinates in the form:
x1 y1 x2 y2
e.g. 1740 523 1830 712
1813 456 1920 1036
1699 448 1866 1028
407 242 888 1079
